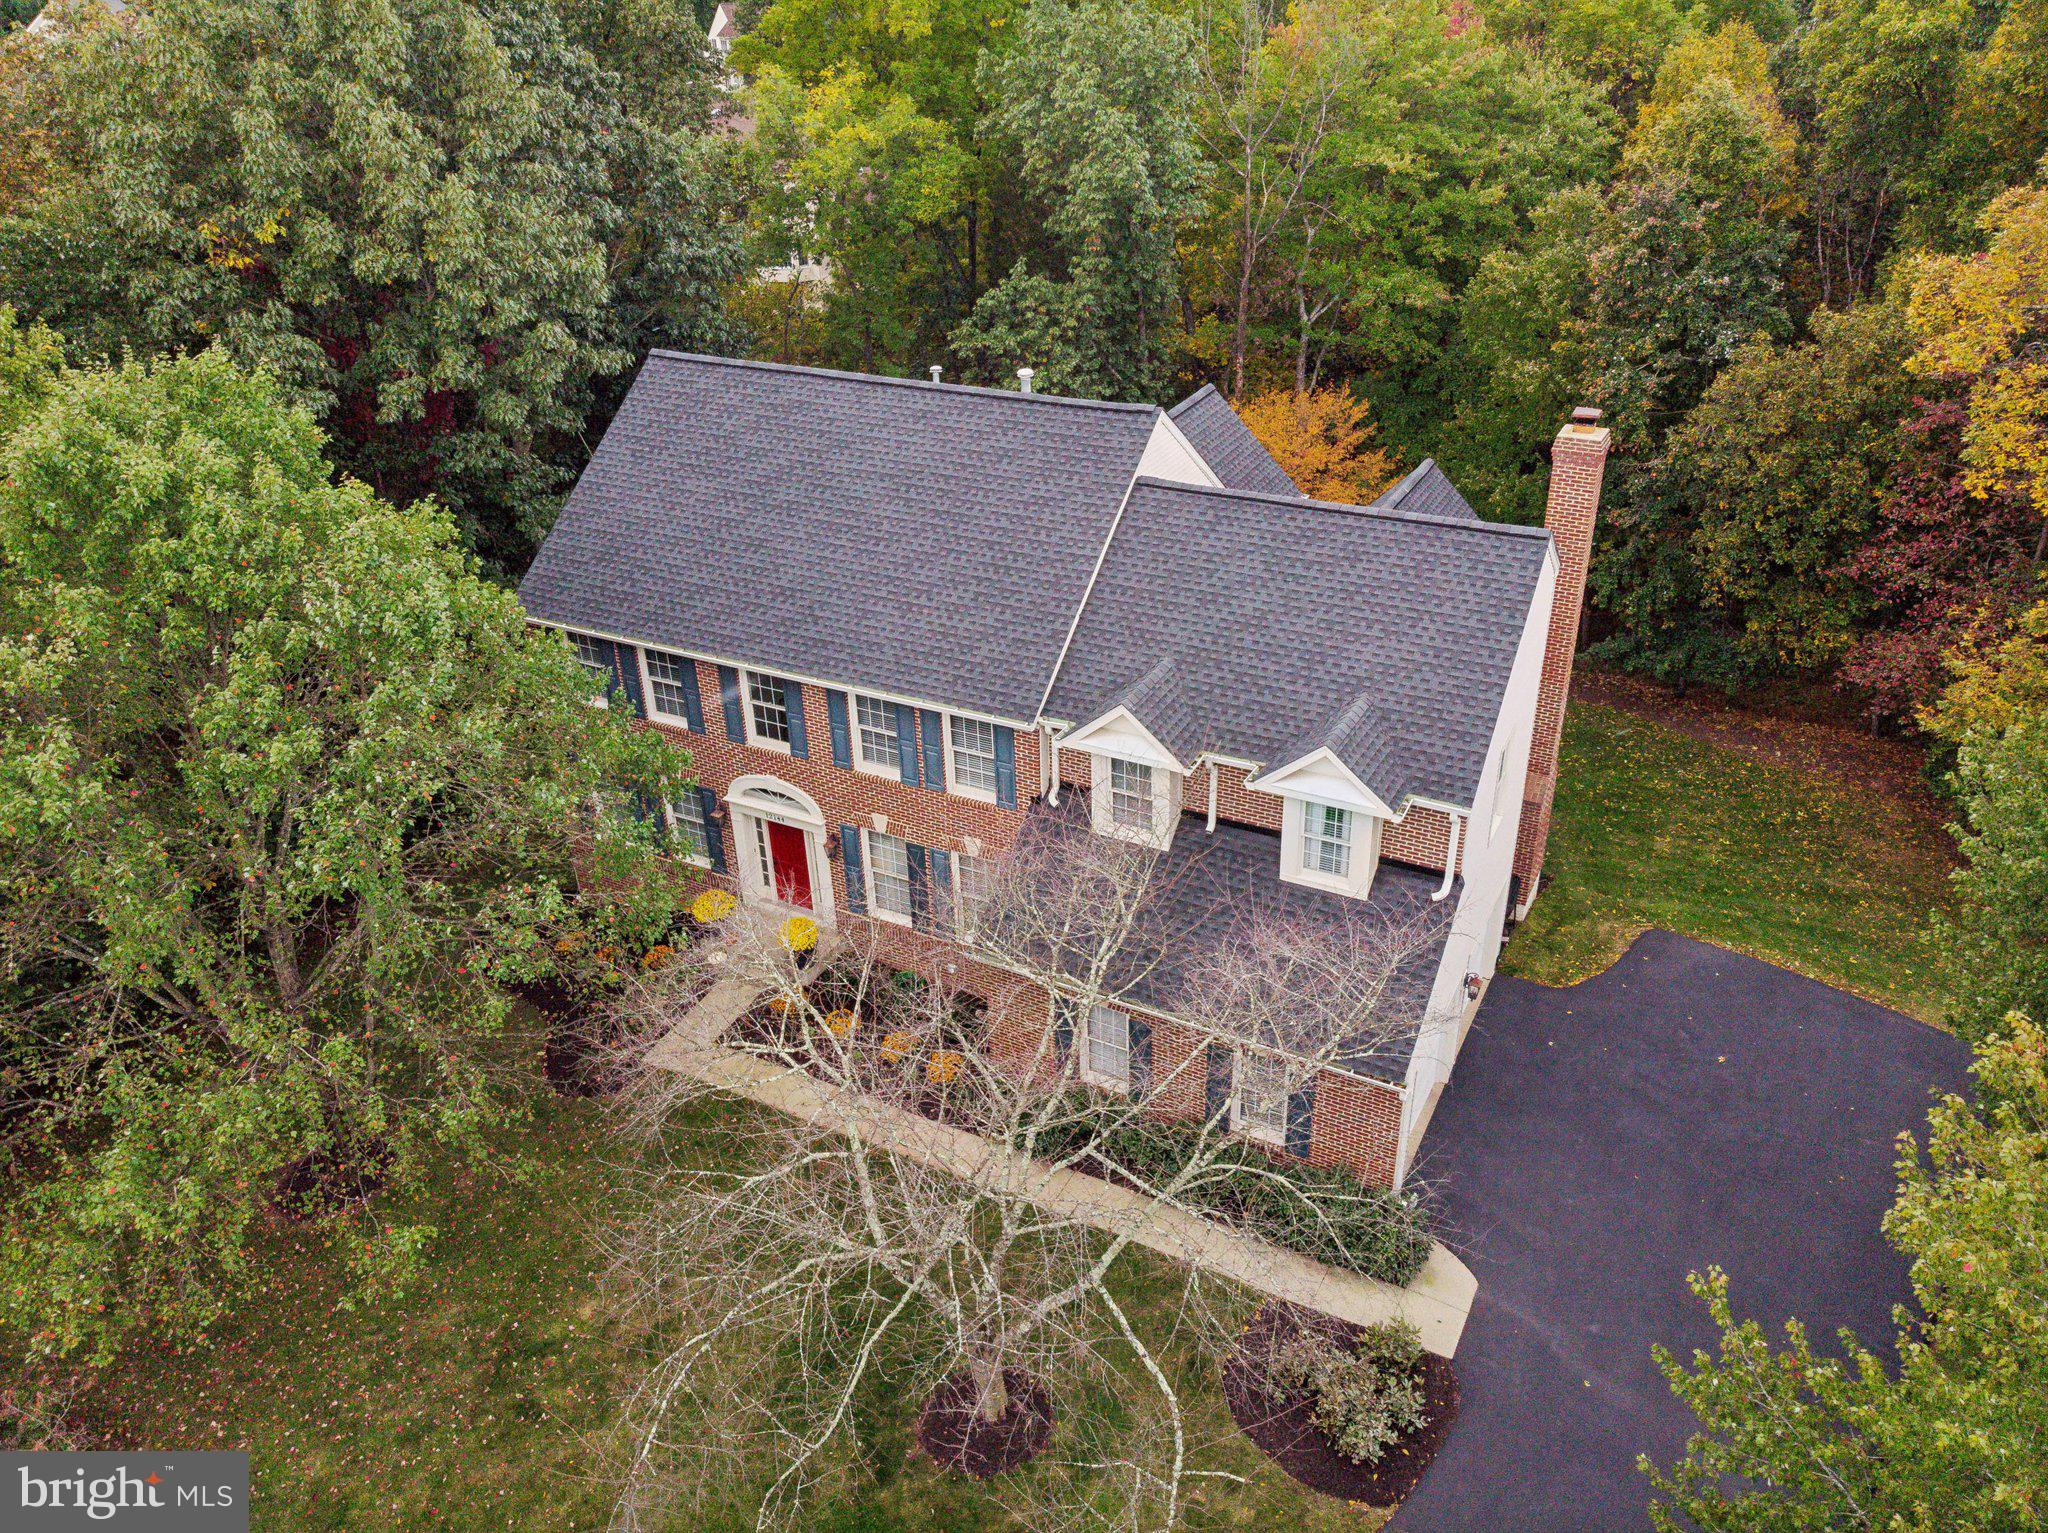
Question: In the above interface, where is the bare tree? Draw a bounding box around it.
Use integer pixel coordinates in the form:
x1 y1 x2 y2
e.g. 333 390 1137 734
596 817 1446 1531
1196 0 1346 399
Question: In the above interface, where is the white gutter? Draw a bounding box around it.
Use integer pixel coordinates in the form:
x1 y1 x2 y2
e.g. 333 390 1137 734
1432 810 1465 902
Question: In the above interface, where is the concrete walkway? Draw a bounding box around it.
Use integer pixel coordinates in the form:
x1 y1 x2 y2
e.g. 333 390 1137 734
644 965 1477 1356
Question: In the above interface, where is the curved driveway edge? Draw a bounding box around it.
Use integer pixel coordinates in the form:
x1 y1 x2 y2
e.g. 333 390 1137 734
1390 929 1968 1533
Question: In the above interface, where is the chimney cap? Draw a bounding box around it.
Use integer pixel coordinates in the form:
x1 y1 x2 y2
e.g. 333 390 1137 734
1571 405 1603 425
1017 366 1035 394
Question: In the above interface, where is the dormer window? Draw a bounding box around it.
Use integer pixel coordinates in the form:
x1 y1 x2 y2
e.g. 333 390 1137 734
1302 802 1354 878
1108 758 1155 830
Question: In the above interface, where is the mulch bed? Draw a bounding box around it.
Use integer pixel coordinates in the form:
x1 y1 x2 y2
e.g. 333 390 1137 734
270 1141 389 1222
1222 1303 1458 1507
916 1367 1055 1479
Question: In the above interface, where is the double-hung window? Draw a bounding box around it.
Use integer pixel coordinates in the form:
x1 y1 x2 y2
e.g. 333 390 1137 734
953 852 994 934
949 716 999 798
667 794 710 866
866 831 913 923
644 648 694 723
570 632 612 706
746 671 793 747
1083 1005 1131 1088
1301 802 1353 879
855 694 900 774
1234 1051 1289 1145
1108 758 1155 831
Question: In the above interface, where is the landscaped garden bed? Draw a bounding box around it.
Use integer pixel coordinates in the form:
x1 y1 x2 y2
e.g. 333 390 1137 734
1222 1302 1457 1506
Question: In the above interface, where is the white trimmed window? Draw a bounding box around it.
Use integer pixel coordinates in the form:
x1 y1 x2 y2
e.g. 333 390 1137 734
570 632 612 706
954 851 994 933
1234 1051 1289 1145
644 648 694 723
1083 1005 1131 1088
1302 802 1353 878
866 830 913 923
666 794 710 866
1108 758 1155 830
746 671 793 746
949 715 999 798
855 694 900 774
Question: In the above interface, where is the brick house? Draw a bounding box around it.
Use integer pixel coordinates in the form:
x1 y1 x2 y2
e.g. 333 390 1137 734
519 353 1610 1188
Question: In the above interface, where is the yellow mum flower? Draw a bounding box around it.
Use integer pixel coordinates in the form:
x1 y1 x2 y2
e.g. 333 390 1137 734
691 889 738 924
824 1009 857 1038
879 1030 916 1062
925 1050 964 1085
780 916 819 953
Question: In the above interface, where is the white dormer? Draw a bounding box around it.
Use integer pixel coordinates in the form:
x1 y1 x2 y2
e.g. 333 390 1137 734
1245 748 1395 898
1059 705 1186 850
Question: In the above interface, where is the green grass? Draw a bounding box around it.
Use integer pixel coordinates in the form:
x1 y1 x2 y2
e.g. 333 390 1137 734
1502 702 1957 1023
36 1098 1382 1532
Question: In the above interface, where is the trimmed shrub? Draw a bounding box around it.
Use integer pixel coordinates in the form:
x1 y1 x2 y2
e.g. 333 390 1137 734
1265 1321 1429 1464
1024 1094 1434 1286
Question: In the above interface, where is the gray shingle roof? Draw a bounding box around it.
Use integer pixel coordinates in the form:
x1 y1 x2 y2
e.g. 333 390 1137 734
517 352 1161 722
1374 458 1477 521
1167 384 1302 498
1045 480 1552 808
1042 797 1450 1083
1069 656 1213 766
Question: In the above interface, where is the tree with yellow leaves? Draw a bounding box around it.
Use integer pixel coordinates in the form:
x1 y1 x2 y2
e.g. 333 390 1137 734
1907 181 2048 560
1237 385 1398 504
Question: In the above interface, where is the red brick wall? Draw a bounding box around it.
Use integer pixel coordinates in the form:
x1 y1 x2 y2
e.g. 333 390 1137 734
1514 420 1610 899
653 658 1040 912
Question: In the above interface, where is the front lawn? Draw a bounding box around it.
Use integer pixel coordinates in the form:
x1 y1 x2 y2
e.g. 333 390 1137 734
26 1097 1385 1532
1503 702 1956 1023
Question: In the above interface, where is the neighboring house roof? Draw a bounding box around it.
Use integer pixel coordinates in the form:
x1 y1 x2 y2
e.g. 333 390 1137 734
1044 479 1551 808
1373 458 1477 521
1167 384 1301 498
518 352 1161 723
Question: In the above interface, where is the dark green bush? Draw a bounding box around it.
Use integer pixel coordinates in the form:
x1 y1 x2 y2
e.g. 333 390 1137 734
1022 1093 1433 1286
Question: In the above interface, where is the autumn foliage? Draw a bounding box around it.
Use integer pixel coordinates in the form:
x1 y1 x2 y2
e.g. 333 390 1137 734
1237 386 1399 504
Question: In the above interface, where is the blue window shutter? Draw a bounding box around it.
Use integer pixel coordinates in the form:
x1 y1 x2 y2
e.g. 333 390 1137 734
678 661 705 732
893 703 921 785
927 848 952 928
783 678 808 758
906 842 930 927
1285 1073 1316 1159
839 826 866 913
718 666 745 740
826 690 853 768
1205 1044 1233 1127
1052 998 1074 1065
608 643 647 717
920 709 945 789
696 785 726 873
1129 1014 1152 1100
993 725 1017 808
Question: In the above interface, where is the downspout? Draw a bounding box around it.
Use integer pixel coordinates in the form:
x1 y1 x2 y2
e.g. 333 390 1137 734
1432 810 1465 902
1206 760 1218 832
1045 724 1062 806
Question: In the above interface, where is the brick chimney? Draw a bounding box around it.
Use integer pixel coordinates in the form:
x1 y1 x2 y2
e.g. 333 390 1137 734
1512 407 1610 916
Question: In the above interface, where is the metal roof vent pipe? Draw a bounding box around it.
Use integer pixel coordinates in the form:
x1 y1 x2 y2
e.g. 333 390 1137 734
1017 366 1035 394
929 365 943 384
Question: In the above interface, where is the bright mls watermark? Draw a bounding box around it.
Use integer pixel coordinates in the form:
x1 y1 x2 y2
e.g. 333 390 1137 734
3 1453 248 1530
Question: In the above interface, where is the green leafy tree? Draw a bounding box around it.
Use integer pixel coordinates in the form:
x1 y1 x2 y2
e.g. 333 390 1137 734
1646 1014 2048 1530
0 0 743 571
952 0 1203 400
1669 304 1916 678
0 348 692 1364
1940 711 2048 1045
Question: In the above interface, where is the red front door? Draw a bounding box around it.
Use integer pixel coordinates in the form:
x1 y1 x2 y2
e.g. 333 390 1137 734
766 821 813 909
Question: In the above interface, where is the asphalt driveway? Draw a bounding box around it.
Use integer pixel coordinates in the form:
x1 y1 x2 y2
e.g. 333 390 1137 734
1388 930 1969 1533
